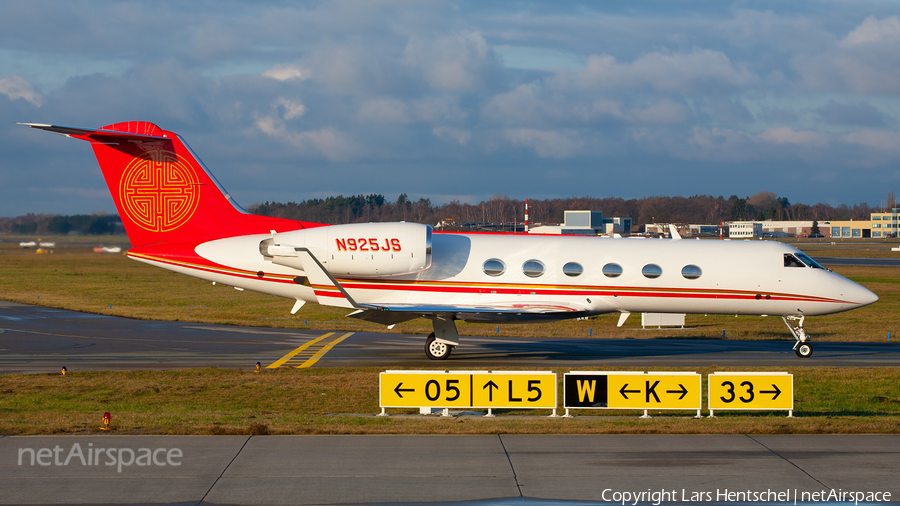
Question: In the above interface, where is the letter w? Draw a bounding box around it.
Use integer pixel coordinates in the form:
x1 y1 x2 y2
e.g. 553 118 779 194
577 380 596 402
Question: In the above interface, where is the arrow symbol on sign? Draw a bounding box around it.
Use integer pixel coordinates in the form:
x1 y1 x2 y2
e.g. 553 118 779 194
619 383 640 399
394 383 414 398
760 384 781 400
483 380 499 402
666 384 688 400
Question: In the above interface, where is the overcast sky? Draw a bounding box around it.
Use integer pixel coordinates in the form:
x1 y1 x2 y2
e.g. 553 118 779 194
2 1 900 217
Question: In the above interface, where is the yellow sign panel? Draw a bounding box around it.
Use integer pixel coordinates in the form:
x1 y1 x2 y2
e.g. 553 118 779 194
380 371 556 409
470 373 556 409
708 373 793 411
605 373 701 409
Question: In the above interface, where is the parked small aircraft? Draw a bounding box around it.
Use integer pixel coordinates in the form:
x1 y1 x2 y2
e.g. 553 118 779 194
22 121 878 359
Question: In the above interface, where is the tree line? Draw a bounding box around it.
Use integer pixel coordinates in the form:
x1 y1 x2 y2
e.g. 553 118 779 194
0 213 121 235
249 191 884 229
0 191 888 235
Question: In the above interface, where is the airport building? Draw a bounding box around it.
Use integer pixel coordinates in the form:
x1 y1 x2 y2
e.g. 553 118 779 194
822 220 872 239
528 210 632 236
760 220 814 237
728 221 762 238
820 208 899 238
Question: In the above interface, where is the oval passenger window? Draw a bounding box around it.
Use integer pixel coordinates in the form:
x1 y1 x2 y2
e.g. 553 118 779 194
522 260 545 278
602 263 623 278
642 264 662 278
562 262 583 277
482 259 506 276
682 265 702 280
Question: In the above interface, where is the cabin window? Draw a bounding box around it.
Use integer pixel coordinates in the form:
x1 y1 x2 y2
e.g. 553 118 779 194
784 254 805 268
483 258 506 276
602 263 623 278
795 252 824 269
563 262 583 277
522 260 545 278
642 264 662 278
681 265 702 279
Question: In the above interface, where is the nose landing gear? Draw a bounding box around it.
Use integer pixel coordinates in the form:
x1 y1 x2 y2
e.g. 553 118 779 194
783 315 813 358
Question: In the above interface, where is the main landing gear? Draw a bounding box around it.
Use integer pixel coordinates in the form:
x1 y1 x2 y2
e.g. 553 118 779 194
783 315 813 358
424 317 459 360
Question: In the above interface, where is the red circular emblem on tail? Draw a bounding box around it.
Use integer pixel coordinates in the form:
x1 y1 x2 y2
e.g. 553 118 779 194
119 150 200 232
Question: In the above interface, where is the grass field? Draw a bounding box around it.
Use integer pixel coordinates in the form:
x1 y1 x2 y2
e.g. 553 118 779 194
1 236 898 435
0 366 898 435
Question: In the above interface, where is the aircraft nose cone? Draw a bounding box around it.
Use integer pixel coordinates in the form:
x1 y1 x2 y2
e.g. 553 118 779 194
850 282 879 308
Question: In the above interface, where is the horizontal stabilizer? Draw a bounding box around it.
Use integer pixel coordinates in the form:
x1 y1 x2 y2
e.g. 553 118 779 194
18 123 167 142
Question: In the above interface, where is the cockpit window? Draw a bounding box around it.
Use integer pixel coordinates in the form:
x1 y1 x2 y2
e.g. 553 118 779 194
784 254 806 268
795 252 824 269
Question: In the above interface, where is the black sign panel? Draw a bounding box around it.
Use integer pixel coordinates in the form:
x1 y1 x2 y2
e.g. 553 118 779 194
564 374 608 407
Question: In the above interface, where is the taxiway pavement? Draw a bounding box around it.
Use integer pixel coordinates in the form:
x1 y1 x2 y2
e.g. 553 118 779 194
2 300 898 372
2 434 897 505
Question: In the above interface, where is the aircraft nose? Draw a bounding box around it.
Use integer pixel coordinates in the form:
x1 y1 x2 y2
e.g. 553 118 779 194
848 280 878 308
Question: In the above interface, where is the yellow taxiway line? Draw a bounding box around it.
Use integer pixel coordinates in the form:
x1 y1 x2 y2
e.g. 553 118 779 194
295 332 353 368
266 332 353 369
266 332 335 369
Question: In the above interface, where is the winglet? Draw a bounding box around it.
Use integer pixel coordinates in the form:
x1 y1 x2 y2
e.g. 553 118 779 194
669 224 682 240
294 248 359 309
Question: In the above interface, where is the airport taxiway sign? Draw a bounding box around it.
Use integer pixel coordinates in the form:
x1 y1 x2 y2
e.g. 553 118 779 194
708 372 793 412
380 370 556 409
564 372 701 410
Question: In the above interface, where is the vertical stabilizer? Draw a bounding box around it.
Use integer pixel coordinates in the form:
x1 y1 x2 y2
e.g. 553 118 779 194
21 122 321 248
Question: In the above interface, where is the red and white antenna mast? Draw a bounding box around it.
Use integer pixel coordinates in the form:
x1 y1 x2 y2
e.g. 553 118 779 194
525 199 529 233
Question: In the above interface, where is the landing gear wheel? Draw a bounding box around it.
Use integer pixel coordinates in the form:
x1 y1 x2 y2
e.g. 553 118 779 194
795 343 813 358
425 332 452 360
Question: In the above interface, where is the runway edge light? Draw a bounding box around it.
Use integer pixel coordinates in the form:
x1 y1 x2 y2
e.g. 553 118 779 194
101 412 111 431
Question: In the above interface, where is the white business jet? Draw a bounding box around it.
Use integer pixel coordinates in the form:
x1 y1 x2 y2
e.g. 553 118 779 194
21 122 878 360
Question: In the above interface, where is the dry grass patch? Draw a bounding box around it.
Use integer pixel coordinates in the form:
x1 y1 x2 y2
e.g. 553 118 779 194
1 367 897 435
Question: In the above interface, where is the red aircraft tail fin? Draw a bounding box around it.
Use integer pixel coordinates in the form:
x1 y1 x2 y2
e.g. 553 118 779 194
21 122 319 248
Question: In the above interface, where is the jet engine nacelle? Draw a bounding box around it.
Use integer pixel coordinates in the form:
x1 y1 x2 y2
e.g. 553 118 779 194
264 222 432 277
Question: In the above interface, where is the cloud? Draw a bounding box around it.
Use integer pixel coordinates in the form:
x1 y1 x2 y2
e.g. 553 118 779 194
0 76 44 107
551 49 758 94
432 126 470 145
814 101 885 127
255 116 358 161
757 127 828 147
274 97 306 120
503 128 582 158
841 129 900 153
5 2 900 215
402 30 502 92
262 64 309 82
629 99 691 124
483 83 691 126
796 16 900 95
842 16 900 45
358 97 411 124
412 96 468 123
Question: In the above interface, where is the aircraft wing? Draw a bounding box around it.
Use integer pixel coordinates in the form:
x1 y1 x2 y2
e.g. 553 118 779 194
348 302 593 325
274 245 599 325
